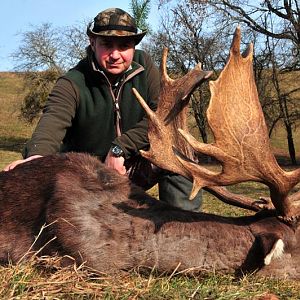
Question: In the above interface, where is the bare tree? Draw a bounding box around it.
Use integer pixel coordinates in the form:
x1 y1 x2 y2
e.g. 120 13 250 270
12 22 88 72
12 23 63 72
145 1 229 143
154 0 300 164
252 32 300 152
60 23 89 68
266 36 299 164
12 22 88 122
207 1 300 51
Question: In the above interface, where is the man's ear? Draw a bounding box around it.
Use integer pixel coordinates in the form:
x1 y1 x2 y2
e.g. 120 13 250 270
89 37 96 52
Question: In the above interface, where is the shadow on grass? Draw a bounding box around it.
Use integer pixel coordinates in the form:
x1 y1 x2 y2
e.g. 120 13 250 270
275 154 300 167
0 136 27 152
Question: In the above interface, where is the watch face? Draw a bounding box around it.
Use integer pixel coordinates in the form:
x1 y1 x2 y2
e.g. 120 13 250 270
111 145 124 157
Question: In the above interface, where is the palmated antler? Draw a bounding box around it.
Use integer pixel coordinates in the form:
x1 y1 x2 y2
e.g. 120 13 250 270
176 27 300 219
133 27 300 220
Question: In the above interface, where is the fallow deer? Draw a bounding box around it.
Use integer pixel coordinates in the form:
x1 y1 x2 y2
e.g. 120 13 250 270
0 28 300 278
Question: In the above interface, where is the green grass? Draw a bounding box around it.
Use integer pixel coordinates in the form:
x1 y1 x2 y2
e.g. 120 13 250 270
0 72 300 299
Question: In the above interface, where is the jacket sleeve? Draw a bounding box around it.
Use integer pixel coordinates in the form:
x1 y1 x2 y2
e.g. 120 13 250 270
113 52 160 159
23 77 78 158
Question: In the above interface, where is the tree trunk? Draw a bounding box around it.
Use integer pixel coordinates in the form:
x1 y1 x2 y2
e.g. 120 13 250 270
285 121 297 165
191 95 208 143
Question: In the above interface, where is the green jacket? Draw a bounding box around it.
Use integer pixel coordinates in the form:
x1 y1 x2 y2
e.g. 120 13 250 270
24 49 160 161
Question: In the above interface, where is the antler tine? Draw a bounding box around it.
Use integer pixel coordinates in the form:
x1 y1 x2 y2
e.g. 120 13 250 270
175 27 300 219
231 25 254 60
161 47 173 83
133 48 212 179
132 88 157 125
231 25 242 55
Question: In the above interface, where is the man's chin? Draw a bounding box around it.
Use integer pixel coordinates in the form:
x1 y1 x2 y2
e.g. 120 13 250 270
106 68 124 75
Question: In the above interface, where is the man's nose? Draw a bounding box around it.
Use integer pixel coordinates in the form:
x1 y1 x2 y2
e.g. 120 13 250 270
109 48 121 59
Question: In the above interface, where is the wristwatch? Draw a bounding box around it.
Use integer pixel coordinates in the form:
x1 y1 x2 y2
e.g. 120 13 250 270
110 145 124 157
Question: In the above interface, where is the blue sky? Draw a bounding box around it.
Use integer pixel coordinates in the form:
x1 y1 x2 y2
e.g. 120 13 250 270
0 0 160 71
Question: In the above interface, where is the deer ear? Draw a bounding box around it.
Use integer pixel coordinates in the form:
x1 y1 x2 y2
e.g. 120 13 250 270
264 239 284 265
256 234 285 265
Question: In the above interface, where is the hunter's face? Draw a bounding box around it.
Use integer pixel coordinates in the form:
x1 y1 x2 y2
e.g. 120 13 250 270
91 37 135 76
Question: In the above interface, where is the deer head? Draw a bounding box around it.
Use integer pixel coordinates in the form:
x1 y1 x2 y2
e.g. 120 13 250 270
133 27 300 223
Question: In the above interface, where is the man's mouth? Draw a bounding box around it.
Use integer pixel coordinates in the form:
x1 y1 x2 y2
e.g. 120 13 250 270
108 62 122 67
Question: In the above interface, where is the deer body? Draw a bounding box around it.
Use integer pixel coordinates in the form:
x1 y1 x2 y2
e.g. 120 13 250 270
1 153 299 278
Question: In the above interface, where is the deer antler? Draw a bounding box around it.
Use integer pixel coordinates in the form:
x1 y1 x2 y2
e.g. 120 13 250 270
176 27 300 219
132 47 212 178
133 27 300 220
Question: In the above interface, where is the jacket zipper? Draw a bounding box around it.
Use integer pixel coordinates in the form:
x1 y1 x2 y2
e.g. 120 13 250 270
110 67 145 137
94 64 145 137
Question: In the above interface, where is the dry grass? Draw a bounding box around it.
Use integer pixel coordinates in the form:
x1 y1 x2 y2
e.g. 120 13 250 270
0 72 35 168
1 255 300 299
0 72 300 299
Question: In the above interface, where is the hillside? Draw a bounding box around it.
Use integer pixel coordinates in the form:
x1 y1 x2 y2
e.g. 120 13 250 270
0 72 36 168
0 71 299 170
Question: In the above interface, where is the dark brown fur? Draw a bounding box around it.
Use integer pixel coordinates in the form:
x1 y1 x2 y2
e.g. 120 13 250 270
1 152 299 278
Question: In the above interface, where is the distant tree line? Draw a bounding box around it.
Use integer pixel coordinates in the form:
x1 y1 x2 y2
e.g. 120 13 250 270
12 0 299 164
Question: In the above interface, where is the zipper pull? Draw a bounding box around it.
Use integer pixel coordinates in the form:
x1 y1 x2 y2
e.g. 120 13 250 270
115 101 121 120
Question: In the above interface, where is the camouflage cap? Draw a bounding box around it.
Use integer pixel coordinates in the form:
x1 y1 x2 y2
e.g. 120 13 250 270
87 8 147 45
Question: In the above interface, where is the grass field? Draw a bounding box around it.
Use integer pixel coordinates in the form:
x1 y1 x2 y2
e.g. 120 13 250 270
0 72 300 299
0 72 34 168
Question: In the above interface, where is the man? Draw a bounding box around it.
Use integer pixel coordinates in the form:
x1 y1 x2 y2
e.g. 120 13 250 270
4 8 202 211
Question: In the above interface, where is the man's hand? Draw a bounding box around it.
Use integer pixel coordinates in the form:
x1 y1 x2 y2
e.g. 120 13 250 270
104 150 126 175
3 155 43 171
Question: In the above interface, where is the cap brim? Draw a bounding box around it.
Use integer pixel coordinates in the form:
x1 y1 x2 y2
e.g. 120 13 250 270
87 28 147 45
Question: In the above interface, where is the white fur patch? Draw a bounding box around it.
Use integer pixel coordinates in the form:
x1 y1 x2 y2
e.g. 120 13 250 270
264 239 285 265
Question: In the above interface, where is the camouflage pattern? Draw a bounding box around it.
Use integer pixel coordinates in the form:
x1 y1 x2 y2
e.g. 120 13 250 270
87 8 146 45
